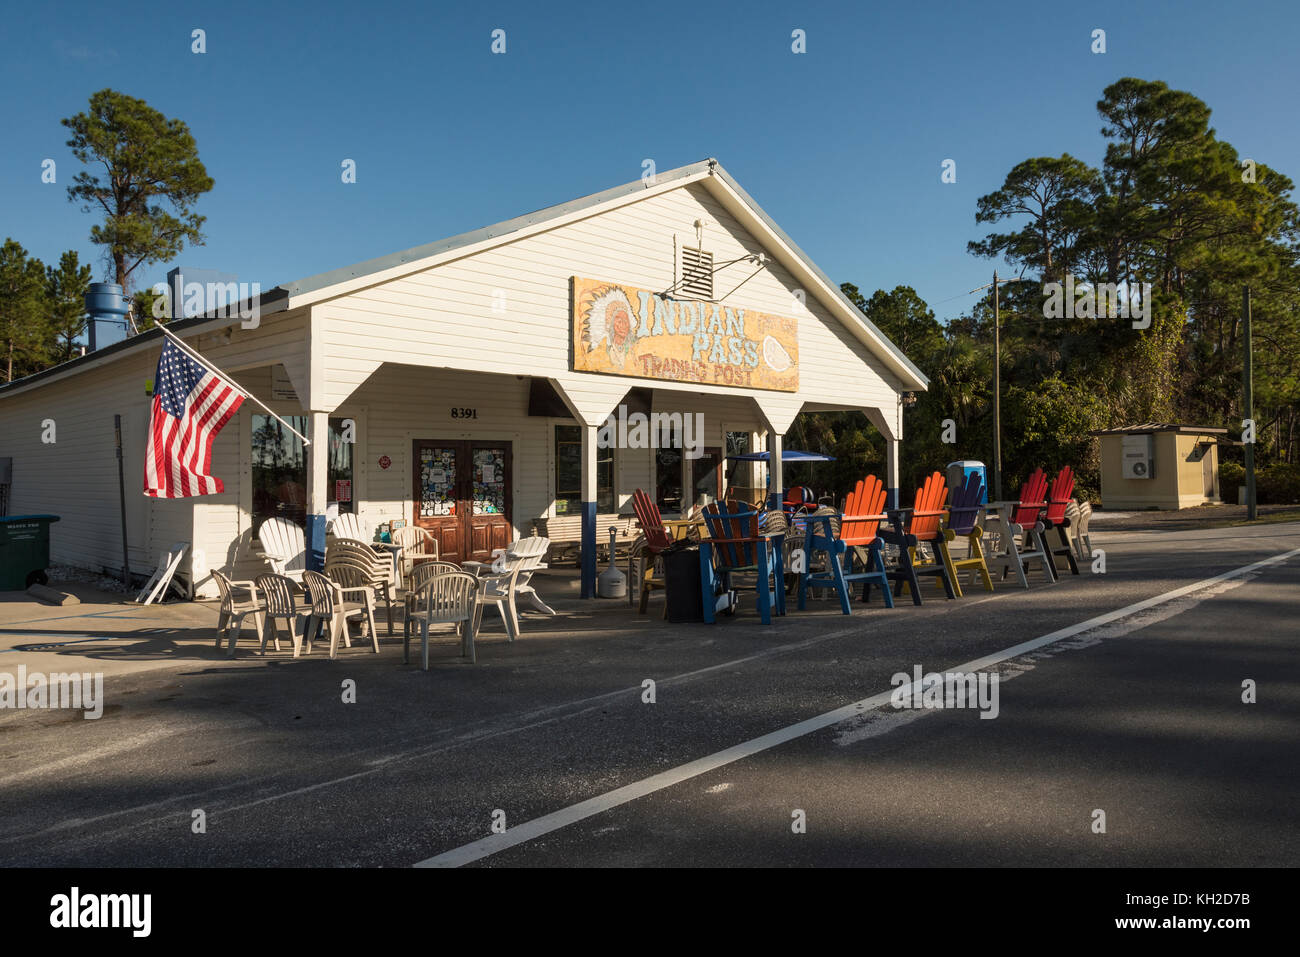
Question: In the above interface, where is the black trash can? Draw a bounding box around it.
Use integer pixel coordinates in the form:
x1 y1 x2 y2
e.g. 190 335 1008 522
663 542 704 623
0 514 61 590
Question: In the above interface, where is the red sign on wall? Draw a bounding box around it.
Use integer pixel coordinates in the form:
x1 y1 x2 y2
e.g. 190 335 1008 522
378 455 392 470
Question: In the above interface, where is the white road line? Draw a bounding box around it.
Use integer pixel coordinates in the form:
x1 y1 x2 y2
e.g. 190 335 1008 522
415 545 1300 868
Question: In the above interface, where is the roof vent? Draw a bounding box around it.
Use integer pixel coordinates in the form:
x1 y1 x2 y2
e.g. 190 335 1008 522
680 246 714 300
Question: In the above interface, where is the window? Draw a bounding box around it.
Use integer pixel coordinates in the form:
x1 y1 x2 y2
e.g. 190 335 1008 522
680 246 714 299
655 447 683 514
691 447 723 508
554 425 614 514
251 415 354 537
724 431 751 494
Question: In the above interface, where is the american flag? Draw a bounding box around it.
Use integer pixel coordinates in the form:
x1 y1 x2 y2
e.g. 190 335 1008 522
144 340 246 498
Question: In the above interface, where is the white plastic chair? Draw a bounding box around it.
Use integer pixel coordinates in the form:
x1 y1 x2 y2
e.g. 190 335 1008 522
135 542 189 604
302 569 378 658
326 539 397 636
391 525 439 581
403 561 460 639
212 569 266 658
468 561 525 641
259 518 307 581
507 537 555 616
329 512 369 542
1071 500 1093 559
406 571 479 669
254 573 309 657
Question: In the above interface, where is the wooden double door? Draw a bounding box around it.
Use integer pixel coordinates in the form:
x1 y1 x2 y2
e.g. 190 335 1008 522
412 439 512 564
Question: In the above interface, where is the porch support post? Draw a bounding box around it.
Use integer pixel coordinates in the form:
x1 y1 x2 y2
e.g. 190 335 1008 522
580 422 598 599
885 437 901 510
769 433 784 512
865 405 904 510
754 398 800 513
306 410 330 572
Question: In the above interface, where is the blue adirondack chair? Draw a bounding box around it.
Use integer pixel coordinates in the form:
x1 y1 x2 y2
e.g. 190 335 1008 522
699 503 786 624
797 478 894 613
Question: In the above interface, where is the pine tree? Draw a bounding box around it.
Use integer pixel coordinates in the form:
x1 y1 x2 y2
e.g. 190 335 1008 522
0 239 50 382
45 250 92 362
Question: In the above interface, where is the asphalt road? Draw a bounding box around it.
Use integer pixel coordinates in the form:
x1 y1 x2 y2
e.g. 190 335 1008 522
0 521 1296 867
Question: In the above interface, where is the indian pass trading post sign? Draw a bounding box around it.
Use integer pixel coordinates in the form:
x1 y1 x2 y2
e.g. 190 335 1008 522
572 276 799 392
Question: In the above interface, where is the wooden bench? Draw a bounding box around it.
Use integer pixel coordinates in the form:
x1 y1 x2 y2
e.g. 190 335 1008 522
533 513 638 565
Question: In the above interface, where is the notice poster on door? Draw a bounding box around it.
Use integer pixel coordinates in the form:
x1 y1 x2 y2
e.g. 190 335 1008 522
335 480 352 503
572 276 798 392
480 463 495 483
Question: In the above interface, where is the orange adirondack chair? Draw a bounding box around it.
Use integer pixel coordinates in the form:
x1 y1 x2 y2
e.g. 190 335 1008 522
790 473 894 613
880 471 957 604
825 475 895 607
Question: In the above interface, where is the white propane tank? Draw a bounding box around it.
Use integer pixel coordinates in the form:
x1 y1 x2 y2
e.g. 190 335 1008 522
597 525 627 598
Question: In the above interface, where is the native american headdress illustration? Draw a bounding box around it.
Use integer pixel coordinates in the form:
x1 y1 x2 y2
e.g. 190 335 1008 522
581 285 638 369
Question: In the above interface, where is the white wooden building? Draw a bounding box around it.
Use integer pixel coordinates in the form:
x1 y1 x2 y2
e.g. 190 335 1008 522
0 159 928 598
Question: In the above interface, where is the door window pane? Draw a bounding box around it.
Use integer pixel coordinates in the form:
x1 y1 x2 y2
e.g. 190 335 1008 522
473 447 507 515
419 446 457 516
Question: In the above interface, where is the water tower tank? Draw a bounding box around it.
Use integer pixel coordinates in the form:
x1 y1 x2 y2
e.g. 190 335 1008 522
84 283 130 351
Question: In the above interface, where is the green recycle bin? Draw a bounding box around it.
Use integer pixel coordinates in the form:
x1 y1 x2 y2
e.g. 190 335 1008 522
0 515 61 590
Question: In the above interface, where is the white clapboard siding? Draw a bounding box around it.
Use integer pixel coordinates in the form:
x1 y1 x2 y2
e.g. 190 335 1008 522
336 366 546 541
0 352 156 576
316 182 906 416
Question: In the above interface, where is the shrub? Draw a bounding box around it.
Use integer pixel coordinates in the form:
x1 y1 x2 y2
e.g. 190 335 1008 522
1258 464 1300 504
1219 461 1300 504
1219 461 1244 493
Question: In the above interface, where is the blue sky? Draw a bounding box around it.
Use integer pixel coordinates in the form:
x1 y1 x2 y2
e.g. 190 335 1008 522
3 0 1297 323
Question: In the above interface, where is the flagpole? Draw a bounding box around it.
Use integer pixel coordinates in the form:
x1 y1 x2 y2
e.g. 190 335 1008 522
153 322 312 446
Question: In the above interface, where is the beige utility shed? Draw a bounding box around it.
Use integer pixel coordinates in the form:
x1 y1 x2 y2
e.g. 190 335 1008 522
0 158 929 599
1090 424 1228 509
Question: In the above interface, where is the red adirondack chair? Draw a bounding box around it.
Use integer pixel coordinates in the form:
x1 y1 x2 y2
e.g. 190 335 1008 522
1041 466 1081 575
631 488 674 615
700 502 785 624
984 468 1056 587
880 471 957 604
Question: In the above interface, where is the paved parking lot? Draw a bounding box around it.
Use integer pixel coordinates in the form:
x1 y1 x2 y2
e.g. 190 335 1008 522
1 519 1297 867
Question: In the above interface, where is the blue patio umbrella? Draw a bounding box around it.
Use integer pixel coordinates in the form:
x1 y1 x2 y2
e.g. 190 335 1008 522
725 449 835 501
725 449 835 463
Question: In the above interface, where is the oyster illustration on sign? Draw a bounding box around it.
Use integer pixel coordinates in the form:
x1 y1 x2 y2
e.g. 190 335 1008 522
762 334 792 372
582 285 638 369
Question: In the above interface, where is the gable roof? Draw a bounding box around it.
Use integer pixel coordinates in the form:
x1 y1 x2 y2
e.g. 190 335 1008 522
1089 423 1229 435
0 158 927 399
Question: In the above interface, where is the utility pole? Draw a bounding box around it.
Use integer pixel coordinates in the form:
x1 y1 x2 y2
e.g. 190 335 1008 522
1243 285 1256 521
992 270 1002 502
